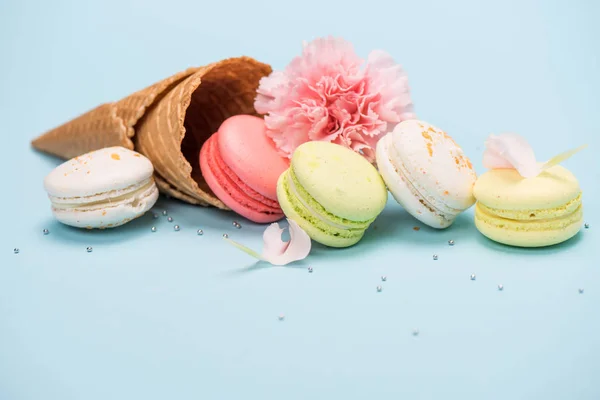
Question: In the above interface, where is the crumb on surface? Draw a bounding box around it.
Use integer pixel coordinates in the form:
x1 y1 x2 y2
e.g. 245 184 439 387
111 153 121 160
413 226 420 231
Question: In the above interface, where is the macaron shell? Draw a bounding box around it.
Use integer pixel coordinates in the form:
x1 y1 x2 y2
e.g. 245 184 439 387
52 181 159 229
290 141 387 222
218 115 289 200
44 146 154 198
276 171 364 248
376 135 453 228
200 133 284 223
474 203 583 247
473 166 580 210
472 165 583 247
390 120 477 212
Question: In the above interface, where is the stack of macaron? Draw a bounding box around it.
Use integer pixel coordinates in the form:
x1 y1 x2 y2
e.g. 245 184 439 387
197 116 479 247
41 113 585 252
41 114 481 248
34 37 587 260
198 115 389 247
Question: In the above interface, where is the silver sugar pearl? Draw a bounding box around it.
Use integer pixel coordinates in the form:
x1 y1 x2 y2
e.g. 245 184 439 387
167 217 173 222
162 210 168 216
584 223 590 229
579 288 584 294
151 227 157 232
498 284 504 291
470 274 476 281
152 213 159 219
173 225 180 231
448 240 455 246
13 248 19 254
278 314 285 321
412 329 420 336
377 285 383 292
233 221 242 229
308 266 313 273
433 254 438 260
43 229 49 235
86 246 93 253
381 276 387 282
197 229 204 235
223 234 229 239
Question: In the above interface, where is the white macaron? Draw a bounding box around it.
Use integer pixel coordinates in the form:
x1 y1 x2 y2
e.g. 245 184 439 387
43 146 159 229
376 120 477 228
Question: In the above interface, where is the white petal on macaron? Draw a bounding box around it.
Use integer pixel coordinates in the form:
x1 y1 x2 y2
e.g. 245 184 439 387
224 219 311 266
483 133 588 179
482 133 540 178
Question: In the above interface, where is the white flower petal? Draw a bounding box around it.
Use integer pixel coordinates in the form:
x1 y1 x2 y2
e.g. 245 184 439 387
262 223 288 258
262 219 311 266
224 219 311 267
482 133 540 178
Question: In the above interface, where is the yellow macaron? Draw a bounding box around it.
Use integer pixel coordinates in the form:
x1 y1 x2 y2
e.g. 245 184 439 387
473 165 583 247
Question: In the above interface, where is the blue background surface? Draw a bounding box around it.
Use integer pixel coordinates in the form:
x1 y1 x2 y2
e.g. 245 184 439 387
1 0 599 399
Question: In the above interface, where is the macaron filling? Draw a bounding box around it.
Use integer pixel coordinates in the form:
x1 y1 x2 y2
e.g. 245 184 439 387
204 135 282 215
475 203 583 232
281 168 372 238
48 178 157 210
477 193 581 221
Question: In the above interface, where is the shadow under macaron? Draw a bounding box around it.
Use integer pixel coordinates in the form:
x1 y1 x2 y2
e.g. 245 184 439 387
367 205 475 242
154 194 285 234
40 209 157 245
473 228 584 255
39 193 238 245
219 258 311 277
295 203 479 263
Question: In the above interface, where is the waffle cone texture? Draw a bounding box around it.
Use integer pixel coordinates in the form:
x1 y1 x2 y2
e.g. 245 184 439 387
31 56 272 208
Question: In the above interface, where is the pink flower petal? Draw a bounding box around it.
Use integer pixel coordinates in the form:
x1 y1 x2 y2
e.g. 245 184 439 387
254 71 289 114
482 133 540 178
482 151 513 169
262 219 311 266
365 50 415 123
261 223 288 257
253 36 415 161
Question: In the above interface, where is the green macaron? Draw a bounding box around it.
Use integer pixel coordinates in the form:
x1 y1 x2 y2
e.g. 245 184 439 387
276 141 388 248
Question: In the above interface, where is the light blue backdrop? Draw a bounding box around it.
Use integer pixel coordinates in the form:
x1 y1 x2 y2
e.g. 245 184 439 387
1 1 598 399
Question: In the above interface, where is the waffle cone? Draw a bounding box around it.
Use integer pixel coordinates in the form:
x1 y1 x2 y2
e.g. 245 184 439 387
31 56 272 208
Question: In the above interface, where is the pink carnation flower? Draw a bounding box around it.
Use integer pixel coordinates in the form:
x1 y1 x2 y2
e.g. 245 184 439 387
254 36 416 163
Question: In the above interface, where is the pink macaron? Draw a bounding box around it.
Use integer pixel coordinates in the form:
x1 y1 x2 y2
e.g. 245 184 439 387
199 115 289 223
